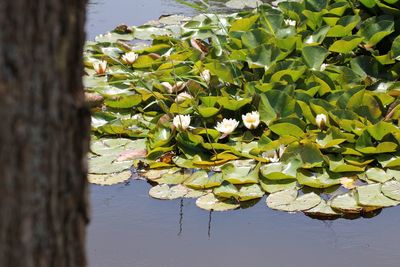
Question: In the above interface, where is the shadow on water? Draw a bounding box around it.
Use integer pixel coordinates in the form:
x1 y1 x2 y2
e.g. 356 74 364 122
86 1 400 267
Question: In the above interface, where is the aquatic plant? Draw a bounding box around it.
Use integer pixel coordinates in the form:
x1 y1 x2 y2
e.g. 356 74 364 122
85 0 400 218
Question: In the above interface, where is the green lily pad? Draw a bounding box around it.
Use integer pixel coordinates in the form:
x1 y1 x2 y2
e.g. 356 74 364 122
266 189 321 212
184 171 223 189
297 169 342 188
259 177 297 193
149 184 189 200
356 183 400 207
381 179 400 201
196 193 240 211
365 168 392 183
330 191 363 213
260 162 298 180
89 155 132 174
377 154 400 168
88 170 132 186
237 184 265 201
213 182 239 199
221 161 259 184
304 200 342 218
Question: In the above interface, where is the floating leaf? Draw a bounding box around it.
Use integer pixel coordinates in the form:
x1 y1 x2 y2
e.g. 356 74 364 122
196 193 240 211
184 171 223 189
304 200 342 218
259 176 297 193
266 189 321 212
356 183 399 207
297 169 342 188
365 168 392 183
330 191 363 213
88 170 132 186
381 179 400 201
149 184 189 200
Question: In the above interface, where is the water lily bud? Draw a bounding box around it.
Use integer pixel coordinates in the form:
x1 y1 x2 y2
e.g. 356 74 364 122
122 51 139 64
315 113 327 129
93 60 107 75
173 115 191 130
200 69 211 85
242 111 260 130
215 118 239 136
176 92 193 103
161 81 186 94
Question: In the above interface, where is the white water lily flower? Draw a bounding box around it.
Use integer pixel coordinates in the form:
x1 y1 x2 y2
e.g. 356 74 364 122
161 81 186 94
284 19 296 26
242 111 260 130
215 118 239 136
315 113 327 129
173 115 191 130
200 69 211 85
262 150 280 163
122 51 139 64
176 92 193 103
262 145 286 163
93 60 107 75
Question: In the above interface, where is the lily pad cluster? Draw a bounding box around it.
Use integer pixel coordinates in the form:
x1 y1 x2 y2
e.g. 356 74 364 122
85 0 400 218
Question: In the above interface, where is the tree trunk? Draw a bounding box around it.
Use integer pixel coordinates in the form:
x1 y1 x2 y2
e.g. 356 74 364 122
0 1 89 267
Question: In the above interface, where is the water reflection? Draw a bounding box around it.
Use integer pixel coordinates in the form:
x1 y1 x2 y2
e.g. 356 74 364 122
88 181 400 267
178 198 184 236
86 0 270 39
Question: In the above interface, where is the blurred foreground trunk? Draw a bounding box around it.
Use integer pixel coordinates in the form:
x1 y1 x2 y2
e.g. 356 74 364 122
0 1 89 266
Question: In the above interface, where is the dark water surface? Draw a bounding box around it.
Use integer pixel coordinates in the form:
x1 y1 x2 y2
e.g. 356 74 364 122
86 1 400 267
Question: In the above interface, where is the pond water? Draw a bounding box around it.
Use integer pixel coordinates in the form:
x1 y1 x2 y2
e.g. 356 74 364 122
86 1 400 267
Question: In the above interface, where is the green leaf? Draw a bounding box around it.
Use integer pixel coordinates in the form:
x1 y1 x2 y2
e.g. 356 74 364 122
88 170 132 186
184 171 223 189
382 180 400 201
105 94 142 108
357 183 399 207
149 184 189 200
329 36 363 53
266 189 321 212
196 193 240 211
260 162 298 180
297 169 342 188
357 15 394 47
269 123 305 137
302 46 328 70
365 168 392 183
366 121 398 141
258 94 277 125
330 191 363 213
230 14 260 32
221 161 259 184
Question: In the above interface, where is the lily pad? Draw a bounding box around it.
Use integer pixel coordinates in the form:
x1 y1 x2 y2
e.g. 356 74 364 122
184 171 223 189
356 183 399 207
196 193 240 211
304 200 342 218
88 170 132 186
266 189 321 212
330 191 363 213
381 179 400 201
149 184 189 200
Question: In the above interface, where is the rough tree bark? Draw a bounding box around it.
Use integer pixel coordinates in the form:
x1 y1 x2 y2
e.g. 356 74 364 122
0 1 89 266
